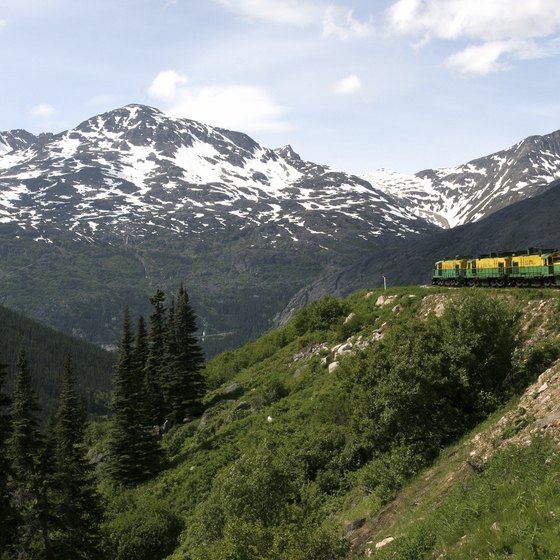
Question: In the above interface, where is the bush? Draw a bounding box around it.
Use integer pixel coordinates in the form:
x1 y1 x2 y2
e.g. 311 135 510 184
292 296 349 335
104 500 183 560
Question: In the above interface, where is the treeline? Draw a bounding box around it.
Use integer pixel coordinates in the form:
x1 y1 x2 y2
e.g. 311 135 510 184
0 304 114 418
0 285 205 558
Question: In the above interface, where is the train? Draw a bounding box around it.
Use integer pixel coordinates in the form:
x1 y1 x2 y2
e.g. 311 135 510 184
432 248 560 287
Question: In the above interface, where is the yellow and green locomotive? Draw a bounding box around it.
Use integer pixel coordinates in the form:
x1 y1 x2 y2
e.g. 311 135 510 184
432 248 560 287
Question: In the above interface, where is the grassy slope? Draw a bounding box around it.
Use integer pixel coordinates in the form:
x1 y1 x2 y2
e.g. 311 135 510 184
97 286 560 559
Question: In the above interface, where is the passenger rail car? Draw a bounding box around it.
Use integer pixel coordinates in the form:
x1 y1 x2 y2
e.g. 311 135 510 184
432 248 560 287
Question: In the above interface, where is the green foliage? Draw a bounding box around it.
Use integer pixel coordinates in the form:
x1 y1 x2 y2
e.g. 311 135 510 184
8 350 52 559
374 437 560 559
348 294 520 463
50 356 103 560
511 338 560 393
107 309 162 486
0 355 17 554
292 295 349 336
104 499 183 560
0 303 114 420
91 288 558 560
163 285 206 421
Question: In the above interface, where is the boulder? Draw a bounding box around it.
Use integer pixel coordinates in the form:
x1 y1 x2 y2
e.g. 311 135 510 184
392 304 403 314
328 361 340 373
376 295 397 307
232 401 251 413
223 382 243 395
375 536 394 550
344 312 356 324
336 342 353 357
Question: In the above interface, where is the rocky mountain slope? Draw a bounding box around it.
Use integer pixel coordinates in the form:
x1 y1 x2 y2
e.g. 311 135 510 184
363 129 560 228
278 179 560 324
0 104 433 244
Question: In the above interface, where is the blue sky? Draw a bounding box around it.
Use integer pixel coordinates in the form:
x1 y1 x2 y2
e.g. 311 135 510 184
2 0 560 173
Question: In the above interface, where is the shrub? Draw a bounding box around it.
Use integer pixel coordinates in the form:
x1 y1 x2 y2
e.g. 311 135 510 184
104 500 183 560
292 296 349 335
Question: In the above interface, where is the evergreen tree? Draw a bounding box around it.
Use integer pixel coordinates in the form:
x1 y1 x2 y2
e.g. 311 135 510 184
107 309 161 486
133 316 163 478
8 349 52 559
0 355 17 557
51 355 103 559
164 285 205 423
133 315 148 375
144 290 167 425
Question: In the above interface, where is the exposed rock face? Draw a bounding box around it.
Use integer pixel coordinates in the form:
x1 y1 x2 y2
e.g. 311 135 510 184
363 129 560 229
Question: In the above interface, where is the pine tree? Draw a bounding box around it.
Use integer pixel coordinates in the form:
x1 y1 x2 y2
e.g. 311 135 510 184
8 349 52 559
144 290 167 425
107 309 161 486
133 316 163 479
51 355 103 560
133 315 148 374
164 285 205 423
0 355 17 556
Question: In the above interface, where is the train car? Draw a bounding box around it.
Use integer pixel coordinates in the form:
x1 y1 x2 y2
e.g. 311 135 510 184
465 253 511 286
432 256 471 286
432 248 560 287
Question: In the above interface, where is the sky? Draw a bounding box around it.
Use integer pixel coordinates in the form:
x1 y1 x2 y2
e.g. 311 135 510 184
2 0 560 174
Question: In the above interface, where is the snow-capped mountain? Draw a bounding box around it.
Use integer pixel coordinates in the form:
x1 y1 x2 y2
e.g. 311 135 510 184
0 104 435 246
363 130 560 228
1 104 559 355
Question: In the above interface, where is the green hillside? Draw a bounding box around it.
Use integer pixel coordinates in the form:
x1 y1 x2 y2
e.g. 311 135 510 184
89 286 560 559
0 303 115 418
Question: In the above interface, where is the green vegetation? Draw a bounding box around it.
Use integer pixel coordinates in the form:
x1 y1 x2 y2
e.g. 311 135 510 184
4 285 560 559
88 287 559 559
0 303 114 419
372 436 560 559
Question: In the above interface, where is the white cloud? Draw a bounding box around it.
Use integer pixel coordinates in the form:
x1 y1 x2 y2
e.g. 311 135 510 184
214 0 373 39
0 19 6 29
29 103 55 118
387 0 560 75
148 70 188 102
147 72 289 133
323 6 373 40
332 74 362 94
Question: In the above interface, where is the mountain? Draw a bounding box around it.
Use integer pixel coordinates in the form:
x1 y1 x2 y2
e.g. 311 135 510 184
277 178 560 323
0 303 114 419
0 104 434 244
2 104 560 354
363 129 560 228
0 104 438 355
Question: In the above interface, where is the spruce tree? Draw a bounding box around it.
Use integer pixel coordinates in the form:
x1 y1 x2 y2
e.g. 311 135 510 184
144 290 167 425
164 285 205 423
8 349 52 559
133 316 163 479
51 355 102 560
0 355 17 557
107 309 161 486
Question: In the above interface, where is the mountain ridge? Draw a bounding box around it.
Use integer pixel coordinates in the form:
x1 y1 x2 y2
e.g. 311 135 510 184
1 104 560 353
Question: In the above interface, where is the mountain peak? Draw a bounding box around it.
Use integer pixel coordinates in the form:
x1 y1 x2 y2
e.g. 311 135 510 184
274 144 301 161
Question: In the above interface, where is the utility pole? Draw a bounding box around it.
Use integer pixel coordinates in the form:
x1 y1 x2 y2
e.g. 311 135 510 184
382 275 387 291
